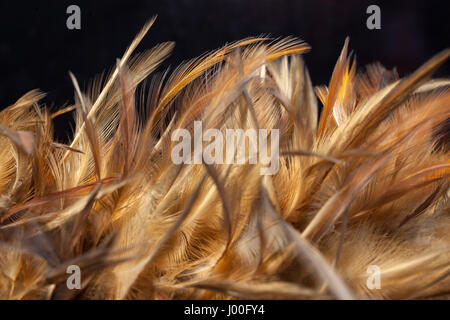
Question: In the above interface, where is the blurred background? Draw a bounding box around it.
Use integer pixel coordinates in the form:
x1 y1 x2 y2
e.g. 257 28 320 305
0 0 448 140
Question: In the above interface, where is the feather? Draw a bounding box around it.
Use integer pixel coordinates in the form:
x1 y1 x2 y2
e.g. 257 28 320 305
0 20 449 300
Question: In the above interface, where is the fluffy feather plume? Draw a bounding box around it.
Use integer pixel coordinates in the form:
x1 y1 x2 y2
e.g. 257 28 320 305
0 18 449 300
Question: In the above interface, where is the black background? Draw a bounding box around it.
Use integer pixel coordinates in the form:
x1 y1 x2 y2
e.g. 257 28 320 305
0 0 448 140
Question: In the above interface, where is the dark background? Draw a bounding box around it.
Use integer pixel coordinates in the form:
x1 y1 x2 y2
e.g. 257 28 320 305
0 0 448 140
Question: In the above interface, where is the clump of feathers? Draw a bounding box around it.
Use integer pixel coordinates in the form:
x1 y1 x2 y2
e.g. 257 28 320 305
0 18 449 300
